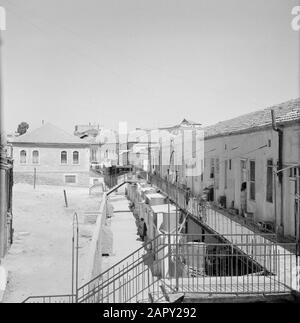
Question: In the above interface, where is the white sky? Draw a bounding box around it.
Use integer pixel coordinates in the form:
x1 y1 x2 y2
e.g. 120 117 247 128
0 0 299 134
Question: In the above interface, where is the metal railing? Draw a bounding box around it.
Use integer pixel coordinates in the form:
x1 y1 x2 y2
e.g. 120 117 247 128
76 232 299 303
21 232 299 303
76 234 166 303
21 171 299 303
23 294 75 303
163 233 299 295
148 174 280 239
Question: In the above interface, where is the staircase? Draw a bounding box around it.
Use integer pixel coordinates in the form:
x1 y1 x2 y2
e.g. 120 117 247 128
76 234 172 303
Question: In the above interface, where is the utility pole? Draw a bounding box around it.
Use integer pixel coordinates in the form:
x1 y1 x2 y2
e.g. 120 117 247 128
148 131 152 180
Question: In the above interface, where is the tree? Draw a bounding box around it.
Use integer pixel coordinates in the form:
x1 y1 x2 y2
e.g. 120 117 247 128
17 122 29 135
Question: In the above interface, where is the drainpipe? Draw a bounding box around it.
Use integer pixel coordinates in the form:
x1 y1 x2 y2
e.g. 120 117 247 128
271 110 284 234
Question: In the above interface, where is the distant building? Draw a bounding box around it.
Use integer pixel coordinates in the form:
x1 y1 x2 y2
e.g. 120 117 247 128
74 124 102 139
11 123 90 186
150 98 300 241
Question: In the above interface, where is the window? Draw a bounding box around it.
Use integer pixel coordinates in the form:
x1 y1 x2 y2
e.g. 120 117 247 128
192 130 196 158
249 160 256 200
32 150 39 164
61 151 67 164
266 159 273 203
20 150 27 164
229 159 232 170
65 175 77 184
73 151 79 164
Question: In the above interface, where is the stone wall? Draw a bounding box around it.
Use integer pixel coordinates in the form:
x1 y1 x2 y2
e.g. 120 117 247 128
14 171 90 187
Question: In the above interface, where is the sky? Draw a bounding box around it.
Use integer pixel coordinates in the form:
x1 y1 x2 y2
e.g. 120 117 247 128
0 0 299 134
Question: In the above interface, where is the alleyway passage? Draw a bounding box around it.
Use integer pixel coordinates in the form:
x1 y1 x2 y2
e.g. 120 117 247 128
101 192 143 273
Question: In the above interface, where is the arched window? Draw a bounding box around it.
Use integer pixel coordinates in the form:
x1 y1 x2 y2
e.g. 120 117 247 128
61 151 67 164
32 150 39 164
73 151 79 164
20 150 27 164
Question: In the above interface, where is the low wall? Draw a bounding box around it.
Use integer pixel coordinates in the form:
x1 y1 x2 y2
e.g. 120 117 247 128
14 171 90 187
84 193 113 282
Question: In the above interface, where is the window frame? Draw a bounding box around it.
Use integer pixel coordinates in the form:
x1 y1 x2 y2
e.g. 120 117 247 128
61 151 68 165
20 149 27 165
72 151 80 165
32 150 40 165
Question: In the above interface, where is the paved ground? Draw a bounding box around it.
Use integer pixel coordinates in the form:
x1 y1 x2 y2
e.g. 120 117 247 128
2 183 102 303
101 192 144 273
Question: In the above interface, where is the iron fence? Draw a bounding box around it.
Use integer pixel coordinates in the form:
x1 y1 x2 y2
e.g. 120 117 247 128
76 233 299 303
22 294 75 303
148 173 280 239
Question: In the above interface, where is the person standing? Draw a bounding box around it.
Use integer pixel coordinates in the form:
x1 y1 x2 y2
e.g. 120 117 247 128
138 218 148 242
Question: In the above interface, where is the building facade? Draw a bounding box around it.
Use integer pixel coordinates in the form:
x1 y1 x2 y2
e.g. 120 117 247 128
11 123 90 186
148 98 300 240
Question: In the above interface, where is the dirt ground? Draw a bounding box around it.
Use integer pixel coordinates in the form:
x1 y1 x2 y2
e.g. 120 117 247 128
2 183 102 303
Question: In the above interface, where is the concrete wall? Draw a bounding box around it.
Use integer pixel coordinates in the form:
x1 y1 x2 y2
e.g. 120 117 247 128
12 145 90 186
84 193 113 282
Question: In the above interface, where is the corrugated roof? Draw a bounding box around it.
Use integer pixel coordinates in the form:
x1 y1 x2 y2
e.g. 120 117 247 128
204 98 300 138
12 123 89 146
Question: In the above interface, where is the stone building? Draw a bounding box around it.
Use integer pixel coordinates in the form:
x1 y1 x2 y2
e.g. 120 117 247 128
11 123 90 186
150 98 300 240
